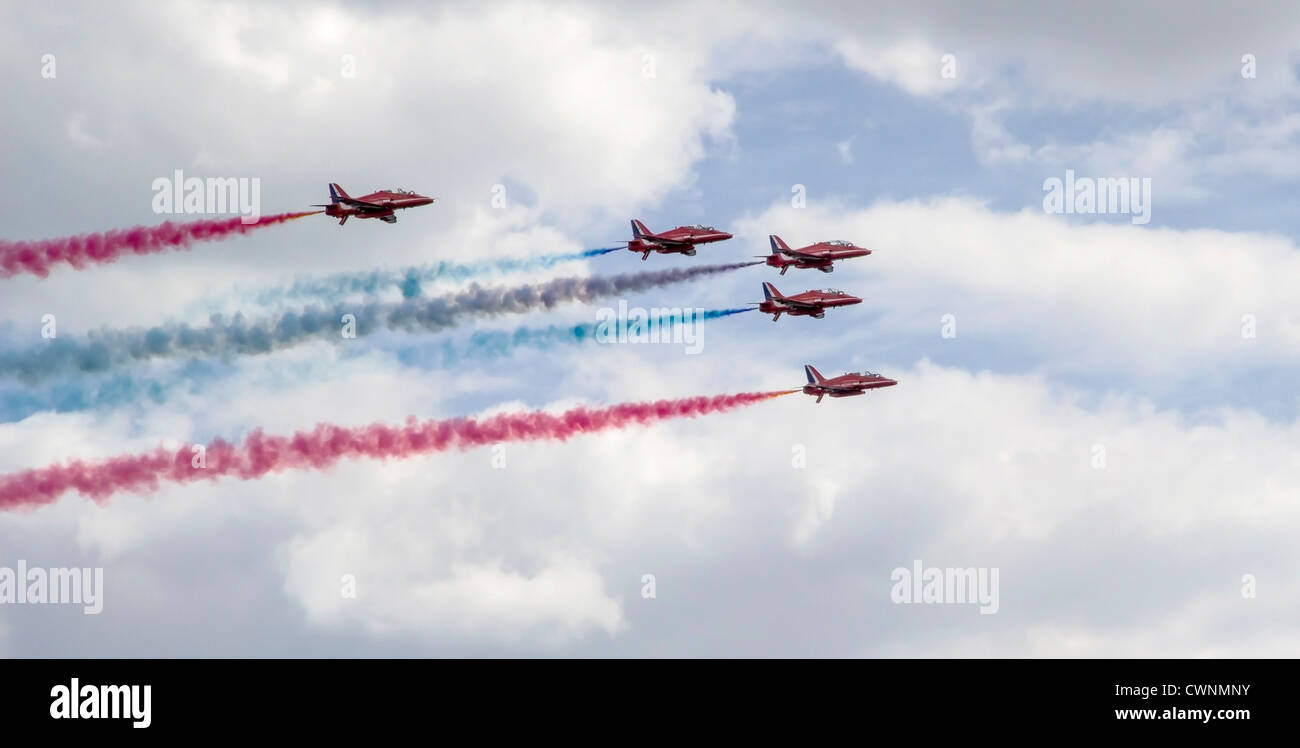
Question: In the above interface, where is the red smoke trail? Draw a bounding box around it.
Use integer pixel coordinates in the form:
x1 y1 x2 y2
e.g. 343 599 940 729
0 390 798 510
0 211 321 279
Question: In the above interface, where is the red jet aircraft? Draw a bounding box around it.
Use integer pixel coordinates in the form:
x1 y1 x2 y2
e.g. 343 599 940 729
801 364 897 403
756 282 861 321
625 219 733 260
313 183 436 225
760 235 871 275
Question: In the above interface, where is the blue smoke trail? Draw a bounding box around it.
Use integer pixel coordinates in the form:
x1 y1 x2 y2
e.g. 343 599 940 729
0 360 231 424
1 375 167 420
1 309 753 422
1 263 759 385
395 307 754 369
457 307 752 361
261 247 623 303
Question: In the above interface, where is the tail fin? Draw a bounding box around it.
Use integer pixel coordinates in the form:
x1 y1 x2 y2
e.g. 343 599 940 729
328 183 351 203
762 282 782 301
770 235 791 253
804 364 825 384
631 219 652 238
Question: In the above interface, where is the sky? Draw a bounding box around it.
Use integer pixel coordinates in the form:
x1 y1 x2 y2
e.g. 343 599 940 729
1 0 1299 656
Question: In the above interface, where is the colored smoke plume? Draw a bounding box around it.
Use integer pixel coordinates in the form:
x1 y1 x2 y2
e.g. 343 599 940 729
0 212 320 279
0 264 761 383
268 247 622 302
0 390 797 509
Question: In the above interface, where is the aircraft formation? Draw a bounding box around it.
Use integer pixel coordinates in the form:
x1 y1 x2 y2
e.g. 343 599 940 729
609 216 895 401
0 182 900 508
313 185 896 403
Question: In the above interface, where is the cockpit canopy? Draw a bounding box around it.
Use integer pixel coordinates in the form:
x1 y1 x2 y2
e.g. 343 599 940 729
685 224 717 231
822 239 856 247
822 288 846 295
384 188 415 195
854 370 881 378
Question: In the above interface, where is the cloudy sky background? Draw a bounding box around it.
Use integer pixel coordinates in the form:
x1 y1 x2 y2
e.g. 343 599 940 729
2 0 1299 656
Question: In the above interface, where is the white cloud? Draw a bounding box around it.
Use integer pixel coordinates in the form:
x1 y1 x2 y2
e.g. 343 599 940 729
4 0 1300 658
835 135 855 165
970 105 1300 204
281 514 625 643
736 196 1300 383
809 0 1300 106
836 39 965 97
64 113 102 149
4 351 1299 654
814 2 1300 203
0 0 741 341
